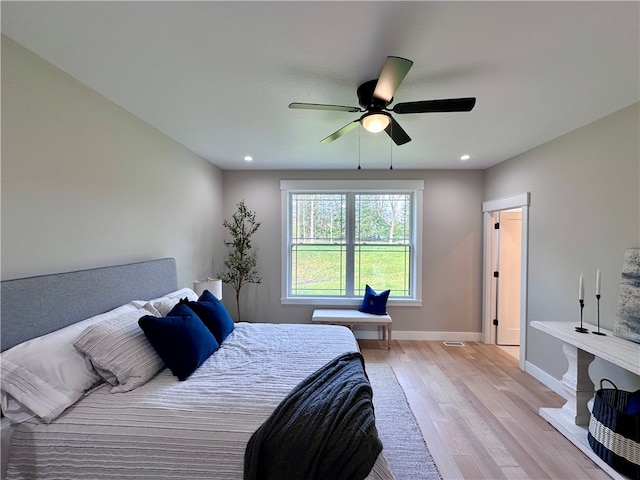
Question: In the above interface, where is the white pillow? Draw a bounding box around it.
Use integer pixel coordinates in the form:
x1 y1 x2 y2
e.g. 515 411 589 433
132 287 198 316
73 309 164 393
1 392 37 424
0 303 141 423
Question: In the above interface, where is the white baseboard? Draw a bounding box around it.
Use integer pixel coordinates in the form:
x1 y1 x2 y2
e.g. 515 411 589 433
353 330 483 342
525 360 567 399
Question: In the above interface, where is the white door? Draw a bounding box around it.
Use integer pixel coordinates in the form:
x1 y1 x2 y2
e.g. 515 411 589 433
496 211 521 345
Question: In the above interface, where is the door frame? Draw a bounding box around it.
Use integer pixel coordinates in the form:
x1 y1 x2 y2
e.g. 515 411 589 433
482 193 530 371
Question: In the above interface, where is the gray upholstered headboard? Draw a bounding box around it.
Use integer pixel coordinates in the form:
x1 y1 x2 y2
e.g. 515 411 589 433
1 258 178 351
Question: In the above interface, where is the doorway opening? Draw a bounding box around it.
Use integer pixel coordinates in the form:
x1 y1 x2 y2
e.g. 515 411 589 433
482 193 530 371
495 209 522 347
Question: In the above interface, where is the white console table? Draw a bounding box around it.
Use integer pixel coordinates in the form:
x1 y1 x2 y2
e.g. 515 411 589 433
531 321 639 480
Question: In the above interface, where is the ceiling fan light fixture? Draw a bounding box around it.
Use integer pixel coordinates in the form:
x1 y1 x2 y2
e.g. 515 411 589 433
361 112 390 133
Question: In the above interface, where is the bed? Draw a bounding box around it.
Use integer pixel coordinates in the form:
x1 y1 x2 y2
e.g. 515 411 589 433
1 258 393 479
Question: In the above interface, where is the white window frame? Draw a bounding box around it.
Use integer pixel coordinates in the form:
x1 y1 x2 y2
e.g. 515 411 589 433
280 179 423 306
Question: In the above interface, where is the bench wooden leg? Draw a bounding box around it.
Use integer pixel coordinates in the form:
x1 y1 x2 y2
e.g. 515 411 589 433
387 325 392 349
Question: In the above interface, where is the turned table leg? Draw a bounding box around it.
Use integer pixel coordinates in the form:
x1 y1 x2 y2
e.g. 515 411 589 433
560 342 595 426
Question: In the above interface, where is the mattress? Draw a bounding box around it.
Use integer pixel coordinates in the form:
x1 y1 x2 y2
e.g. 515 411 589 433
6 322 393 479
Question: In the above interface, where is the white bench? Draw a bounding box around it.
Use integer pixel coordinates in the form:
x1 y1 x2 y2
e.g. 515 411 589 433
312 309 393 349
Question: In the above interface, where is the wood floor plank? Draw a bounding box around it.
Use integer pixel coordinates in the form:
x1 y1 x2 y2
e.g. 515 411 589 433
360 340 606 480
453 455 484 479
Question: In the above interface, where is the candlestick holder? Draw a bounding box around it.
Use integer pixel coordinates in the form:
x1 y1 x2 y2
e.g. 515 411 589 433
575 299 588 333
592 294 606 336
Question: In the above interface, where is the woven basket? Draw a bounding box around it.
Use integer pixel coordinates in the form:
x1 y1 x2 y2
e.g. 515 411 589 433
588 379 640 480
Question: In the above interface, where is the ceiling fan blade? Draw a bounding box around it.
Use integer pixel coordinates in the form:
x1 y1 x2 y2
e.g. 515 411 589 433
373 56 414 103
392 97 476 114
289 102 361 113
384 117 411 146
320 120 360 143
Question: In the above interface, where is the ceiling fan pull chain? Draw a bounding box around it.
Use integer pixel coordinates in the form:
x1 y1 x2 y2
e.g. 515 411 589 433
357 126 362 170
390 122 394 170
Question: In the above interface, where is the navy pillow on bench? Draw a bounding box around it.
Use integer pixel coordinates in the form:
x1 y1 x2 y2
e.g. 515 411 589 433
138 303 219 381
358 284 390 315
180 289 235 344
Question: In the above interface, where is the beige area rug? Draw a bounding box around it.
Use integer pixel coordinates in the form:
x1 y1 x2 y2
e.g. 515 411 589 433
367 363 443 480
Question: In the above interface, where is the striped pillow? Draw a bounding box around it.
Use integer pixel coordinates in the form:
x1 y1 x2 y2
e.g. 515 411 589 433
74 309 164 393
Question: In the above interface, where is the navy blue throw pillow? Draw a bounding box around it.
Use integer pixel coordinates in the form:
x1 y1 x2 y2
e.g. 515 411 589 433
179 289 235 344
625 390 640 415
138 303 219 381
358 285 390 315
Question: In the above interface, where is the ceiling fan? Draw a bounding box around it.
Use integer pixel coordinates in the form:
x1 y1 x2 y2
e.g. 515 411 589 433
289 56 476 146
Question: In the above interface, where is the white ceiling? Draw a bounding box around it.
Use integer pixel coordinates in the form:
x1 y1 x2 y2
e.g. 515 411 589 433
2 1 638 170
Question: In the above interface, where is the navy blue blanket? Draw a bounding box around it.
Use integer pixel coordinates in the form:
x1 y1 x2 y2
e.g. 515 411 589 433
244 352 382 480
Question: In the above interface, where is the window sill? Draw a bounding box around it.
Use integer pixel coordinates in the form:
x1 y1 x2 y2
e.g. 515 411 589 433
281 297 422 307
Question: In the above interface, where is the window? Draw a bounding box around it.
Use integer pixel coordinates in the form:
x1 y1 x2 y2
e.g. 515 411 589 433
281 180 423 305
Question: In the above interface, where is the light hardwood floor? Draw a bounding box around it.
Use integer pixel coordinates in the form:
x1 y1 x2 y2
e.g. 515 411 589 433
359 339 609 480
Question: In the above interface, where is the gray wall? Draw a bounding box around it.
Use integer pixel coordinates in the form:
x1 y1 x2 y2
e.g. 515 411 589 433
485 102 640 388
221 169 486 334
1 36 224 288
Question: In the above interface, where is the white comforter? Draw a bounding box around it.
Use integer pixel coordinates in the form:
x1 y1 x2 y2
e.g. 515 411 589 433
6 323 393 479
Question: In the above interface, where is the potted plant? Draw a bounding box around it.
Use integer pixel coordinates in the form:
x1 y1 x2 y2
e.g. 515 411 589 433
218 200 261 322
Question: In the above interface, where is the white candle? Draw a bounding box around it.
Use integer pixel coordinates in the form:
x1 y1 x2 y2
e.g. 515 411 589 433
596 268 601 296
579 274 584 301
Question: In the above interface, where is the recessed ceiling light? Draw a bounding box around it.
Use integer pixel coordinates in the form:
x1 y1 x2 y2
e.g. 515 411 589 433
460 154 470 161
244 155 253 162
